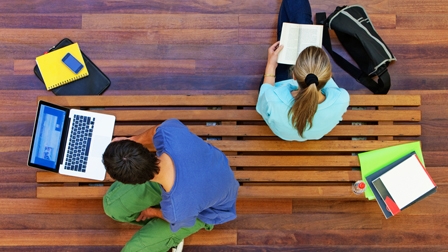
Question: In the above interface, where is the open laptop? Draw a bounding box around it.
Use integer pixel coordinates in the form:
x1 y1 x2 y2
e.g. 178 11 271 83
28 100 115 181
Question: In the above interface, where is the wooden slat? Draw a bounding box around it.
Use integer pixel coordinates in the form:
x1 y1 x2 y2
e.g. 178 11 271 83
205 140 415 152
234 170 362 182
185 229 237 246
184 245 448 251
238 186 366 199
37 172 114 183
107 109 262 121
228 156 360 167
0 229 236 246
114 124 421 137
37 186 109 199
37 167 445 185
349 95 421 106
37 185 365 199
0 136 31 151
426 167 448 185
342 110 420 121
0 14 82 29
34 173 113 183
0 199 103 214
37 94 421 107
238 13 395 29
236 198 293 214
15 140 407 157
0 167 35 183
0 28 239 45
0 198 292 215
15 59 201 76
37 170 361 184
226 212 382 230
0 0 280 14
99 109 421 122
0 183 36 198
237 229 448 246
327 125 421 136
0 213 128 230
82 14 239 29
38 94 259 107
396 14 448 30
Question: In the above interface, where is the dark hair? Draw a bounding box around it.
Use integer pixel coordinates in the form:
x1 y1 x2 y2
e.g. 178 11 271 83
102 140 160 184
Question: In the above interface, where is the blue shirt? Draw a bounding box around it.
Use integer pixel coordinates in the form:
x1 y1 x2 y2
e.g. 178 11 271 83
256 78 350 141
153 119 239 232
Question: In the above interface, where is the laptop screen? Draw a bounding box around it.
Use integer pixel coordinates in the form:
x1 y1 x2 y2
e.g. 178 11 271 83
28 102 68 171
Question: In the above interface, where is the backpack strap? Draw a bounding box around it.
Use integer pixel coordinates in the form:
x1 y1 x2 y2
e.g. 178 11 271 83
316 12 390 94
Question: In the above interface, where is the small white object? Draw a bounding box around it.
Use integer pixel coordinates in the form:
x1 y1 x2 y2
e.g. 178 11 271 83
352 180 366 194
172 239 184 252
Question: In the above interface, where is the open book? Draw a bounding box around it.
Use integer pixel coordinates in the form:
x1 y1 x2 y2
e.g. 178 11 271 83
277 23 323 65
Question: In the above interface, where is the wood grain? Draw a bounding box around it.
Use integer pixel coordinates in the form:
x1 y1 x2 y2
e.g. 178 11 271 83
0 0 445 250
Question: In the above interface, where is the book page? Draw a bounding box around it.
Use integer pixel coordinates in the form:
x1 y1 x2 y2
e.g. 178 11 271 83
379 154 435 209
277 23 323 65
297 25 323 55
277 23 300 65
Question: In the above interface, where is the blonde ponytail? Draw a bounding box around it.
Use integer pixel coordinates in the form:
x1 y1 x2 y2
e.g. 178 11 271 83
288 46 332 137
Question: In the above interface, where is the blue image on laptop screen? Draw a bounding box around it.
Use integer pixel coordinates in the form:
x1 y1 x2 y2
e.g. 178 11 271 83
30 104 66 170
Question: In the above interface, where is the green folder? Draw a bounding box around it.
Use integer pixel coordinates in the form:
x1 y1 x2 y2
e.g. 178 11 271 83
358 141 424 200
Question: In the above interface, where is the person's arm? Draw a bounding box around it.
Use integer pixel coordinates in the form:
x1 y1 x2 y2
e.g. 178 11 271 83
136 207 166 222
263 41 284 86
129 125 159 147
136 206 197 232
111 124 160 148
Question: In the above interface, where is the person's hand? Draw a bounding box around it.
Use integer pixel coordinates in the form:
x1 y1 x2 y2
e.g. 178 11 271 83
111 136 131 142
136 207 163 222
266 41 284 72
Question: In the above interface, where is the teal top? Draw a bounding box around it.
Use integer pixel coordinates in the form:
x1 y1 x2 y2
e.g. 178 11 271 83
256 78 350 141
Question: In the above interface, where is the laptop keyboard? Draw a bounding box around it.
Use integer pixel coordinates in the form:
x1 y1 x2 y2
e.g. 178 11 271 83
64 115 95 173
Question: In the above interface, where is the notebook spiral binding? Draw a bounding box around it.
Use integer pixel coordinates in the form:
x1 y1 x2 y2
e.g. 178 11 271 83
48 72 89 89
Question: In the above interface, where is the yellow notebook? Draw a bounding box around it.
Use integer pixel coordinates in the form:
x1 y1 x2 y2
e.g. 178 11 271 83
36 43 89 90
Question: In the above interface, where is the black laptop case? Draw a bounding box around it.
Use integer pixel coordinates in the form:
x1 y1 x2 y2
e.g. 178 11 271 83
34 38 111 95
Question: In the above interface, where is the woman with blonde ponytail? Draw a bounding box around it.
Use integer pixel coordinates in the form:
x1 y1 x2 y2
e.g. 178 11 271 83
256 0 349 141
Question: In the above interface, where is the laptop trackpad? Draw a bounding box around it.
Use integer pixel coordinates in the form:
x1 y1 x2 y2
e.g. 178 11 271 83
89 135 111 158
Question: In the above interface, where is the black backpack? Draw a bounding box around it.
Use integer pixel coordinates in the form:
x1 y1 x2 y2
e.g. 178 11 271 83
316 5 396 94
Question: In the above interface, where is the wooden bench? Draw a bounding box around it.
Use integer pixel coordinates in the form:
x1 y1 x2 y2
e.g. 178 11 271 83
36 92 421 199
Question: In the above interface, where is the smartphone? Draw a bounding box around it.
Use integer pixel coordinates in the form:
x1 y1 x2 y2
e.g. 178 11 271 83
62 53 84 74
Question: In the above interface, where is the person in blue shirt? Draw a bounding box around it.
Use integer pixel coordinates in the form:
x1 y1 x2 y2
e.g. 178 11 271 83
256 0 350 141
102 119 239 252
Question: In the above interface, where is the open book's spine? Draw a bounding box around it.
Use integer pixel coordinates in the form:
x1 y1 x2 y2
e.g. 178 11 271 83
47 72 89 90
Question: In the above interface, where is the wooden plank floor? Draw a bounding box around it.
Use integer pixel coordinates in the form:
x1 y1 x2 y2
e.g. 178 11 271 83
1 0 448 251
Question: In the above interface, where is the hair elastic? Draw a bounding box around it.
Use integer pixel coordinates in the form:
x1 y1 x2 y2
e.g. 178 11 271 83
305 73 319 87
